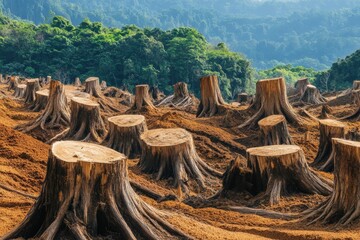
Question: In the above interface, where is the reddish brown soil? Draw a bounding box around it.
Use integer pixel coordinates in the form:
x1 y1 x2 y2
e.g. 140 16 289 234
0 83 359 239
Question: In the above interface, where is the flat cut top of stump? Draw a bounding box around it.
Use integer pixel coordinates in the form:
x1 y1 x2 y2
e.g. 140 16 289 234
17 84 26 89
72 96 99 107
66 90 91 100
85 77 99 83
247 145 301 157
52 141 126 163
136 84 149 88
258 77 282 83
141 128 190 147
332 138 360 148
108 115 145 127
319 119 346 128
36 89 49 96
258 115 285 127
306 84 317 89
26 79 38 83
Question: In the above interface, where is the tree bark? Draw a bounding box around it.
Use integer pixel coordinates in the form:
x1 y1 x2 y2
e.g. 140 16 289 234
16 80 70 132
196 75 226 117
23 79 41 104
102 115 147 158
84 77 101 98
304 138 360 226
13 84 26 99
157 82 194 109
258 115 294 145
3 141 190 240
131 84 155 110
239 77 300 128
50 97 107 143
311 119 346 172
300 85 327 104
139 128 222 194
28 89 49 111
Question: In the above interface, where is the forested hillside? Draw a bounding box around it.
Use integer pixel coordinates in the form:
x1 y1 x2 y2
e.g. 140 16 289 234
1 0 360 70
0 14 252 99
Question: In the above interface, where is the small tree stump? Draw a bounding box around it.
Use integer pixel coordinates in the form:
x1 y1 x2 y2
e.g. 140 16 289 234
84 77 101 97
258 115 294 145
8 76 19 91
24 79 41 104
3 141 189 240
300 85 327 104
0 73 2 83
353 80 360 90
102 115 147 158
149 85 165 102
13 84 26 98
139 128 221 194
319 105 332 119
100 80 107 90
237 93 248 104
305 138 360 226
239 78 300 128
311 119 346 172
74 77 81 87
157 82 194 108
28 89 49 111
197 75 226 117
16 80 70 132
295 78 310 95
132 84 155 110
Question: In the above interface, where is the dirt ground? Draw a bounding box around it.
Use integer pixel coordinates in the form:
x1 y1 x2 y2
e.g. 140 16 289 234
0 83 359 239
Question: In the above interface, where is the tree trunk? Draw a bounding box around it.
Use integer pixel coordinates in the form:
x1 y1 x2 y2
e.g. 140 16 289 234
16 80 70 132
102 115 147 158
3 141 190 240
13 84 26 99
100 80 107 90
28 89 49 111
157 82 194 108
8 76 19 91
24 79 41 104
50 97 107 143
196 75 226 117
258 115 294 145
84 77 101 98
239 77 300 128
300 85 327 104
304 138 360 226
139 128 222 194
237 93 248 104
311 119 346 172
131 84 155 110
74 77 81 87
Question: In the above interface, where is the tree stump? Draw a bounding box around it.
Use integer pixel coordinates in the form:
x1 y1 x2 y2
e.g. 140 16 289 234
84 77 101 98
139 128 222 194
13 84 26 99
0 73 2 83
300 85 327 104
311 119 346 172
102 115 147 158
8 76 19 91
294 78 310 96
258 115 294 145
304 138 360 226
51 97 107 143
149 85 165 102
24 79 41 104
16 80 70 132
157 82 194 108
131 84 155 110
319 105 332 119
74 77 81 87
100 80 107 90
237 93 248 104
239 78 300 128
3 141 189 240
28 89 49 111
352 80 360 90
196 75 226 117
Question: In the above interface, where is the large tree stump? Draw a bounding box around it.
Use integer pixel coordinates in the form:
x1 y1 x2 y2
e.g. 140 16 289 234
131 84 155 110
196 75 226 117
24 79 41 104
157 82 194 108
304 138 360 226
3 141 189 240
84 77 101 98
13 84 26 98
102 115 147 158
258 115 294 145
8 76 19 91
28 89 49 112
74 77 81 87
239 78 300 128
139 128 222 194
16 80 70 132
311 119 346 172
51 97 107 143
300 85 327 104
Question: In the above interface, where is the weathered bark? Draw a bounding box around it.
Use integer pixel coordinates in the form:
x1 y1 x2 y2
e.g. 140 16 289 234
102 115 147 158
50 97 107 143
220 146 332 205
84 77 101 98
28 89 49 112
239 78 300 128
23 79 41 104
8 76 19 91
132 84 155 110
15 80 70 132
196 75 226 117
304 138 360 226
3 141 190 240
13 84 26 99
139 128 222 194
157 82 194 109
311 119 346 172
300 85 327 104
74 77 81 87
237 93 248 104
258 115 294 145
100 80 107 90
